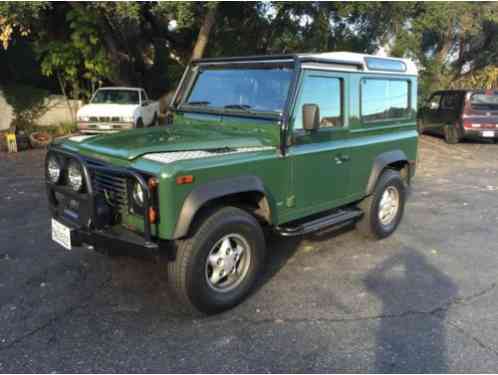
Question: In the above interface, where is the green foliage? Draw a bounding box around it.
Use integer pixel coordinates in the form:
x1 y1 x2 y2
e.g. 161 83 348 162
38 7 111 100
3 1 498 101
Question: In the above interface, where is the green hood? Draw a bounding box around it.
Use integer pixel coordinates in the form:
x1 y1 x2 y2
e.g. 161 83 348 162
61 122 280 161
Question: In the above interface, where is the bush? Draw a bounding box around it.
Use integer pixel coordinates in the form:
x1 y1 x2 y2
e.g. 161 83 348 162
2 84 50 130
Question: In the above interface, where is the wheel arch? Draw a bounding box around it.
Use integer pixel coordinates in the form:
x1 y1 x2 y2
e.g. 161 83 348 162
173 176 274 239
366 150 411 195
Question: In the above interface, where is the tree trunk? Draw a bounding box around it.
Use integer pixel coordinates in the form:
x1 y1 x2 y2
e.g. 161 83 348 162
190 4 218 62
56 72 76 123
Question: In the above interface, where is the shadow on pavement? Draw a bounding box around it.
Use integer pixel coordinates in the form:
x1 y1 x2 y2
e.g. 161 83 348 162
364 248 458 372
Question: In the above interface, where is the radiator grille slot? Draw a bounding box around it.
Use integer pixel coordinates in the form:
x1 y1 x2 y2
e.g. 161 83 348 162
85 158 129 212
89 116 121 123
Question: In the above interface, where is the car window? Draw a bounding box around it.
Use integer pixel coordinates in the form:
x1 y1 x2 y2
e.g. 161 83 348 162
184 66 293 114
427 93 442 110
293 75 343 130
441 93 460 110
361 79 410 122
470 91 498 111
141 90 148 101
91 90 140 105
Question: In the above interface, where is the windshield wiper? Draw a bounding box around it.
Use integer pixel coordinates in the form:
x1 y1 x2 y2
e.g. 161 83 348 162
224 104 252 112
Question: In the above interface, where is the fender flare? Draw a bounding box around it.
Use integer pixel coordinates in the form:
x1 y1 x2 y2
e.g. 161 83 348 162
173 175 273 239
366 150 409 195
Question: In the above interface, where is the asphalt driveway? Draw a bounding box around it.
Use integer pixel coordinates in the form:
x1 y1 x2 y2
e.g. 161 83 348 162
1 135 498 372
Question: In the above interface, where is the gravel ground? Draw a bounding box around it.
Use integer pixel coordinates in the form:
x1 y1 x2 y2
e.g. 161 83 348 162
0 135 498 372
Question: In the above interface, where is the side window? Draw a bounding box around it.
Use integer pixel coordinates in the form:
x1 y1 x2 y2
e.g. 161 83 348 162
293 75 343 130
440 93 459 110
141 90 148 102
427 93 442 110
360 79 410 122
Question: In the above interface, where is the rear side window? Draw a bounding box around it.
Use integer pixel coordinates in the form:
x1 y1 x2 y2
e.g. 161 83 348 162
361 79 410 123
428 93 443 110
470 92 498 111
441 93 460 110
293 75 343 130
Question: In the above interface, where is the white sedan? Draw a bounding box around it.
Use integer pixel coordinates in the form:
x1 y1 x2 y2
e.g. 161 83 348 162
76 87 160 133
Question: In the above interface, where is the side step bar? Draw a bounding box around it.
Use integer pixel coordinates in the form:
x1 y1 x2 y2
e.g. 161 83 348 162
275 209 363 237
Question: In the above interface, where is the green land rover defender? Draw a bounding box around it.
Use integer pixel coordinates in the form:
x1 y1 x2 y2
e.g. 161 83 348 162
46 52 418 314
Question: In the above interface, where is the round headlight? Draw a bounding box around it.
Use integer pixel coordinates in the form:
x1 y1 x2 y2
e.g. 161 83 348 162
67 160 84 191
132 182 145 206
47 156 61 183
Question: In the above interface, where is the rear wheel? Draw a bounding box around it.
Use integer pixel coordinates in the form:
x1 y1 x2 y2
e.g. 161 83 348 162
417 121 424 135
444 124 460 144
356 169 406 239
136 118 144 128
167 206 266 315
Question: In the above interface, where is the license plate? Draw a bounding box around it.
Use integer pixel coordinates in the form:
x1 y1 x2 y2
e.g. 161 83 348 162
98 124 112 130
482 131 495 138
51 219 72 250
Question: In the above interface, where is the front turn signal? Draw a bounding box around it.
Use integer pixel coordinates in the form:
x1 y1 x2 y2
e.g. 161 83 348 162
148 177 159 190
148 207 157 223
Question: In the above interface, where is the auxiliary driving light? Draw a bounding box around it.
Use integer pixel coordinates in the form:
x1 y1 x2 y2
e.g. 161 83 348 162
47 156 61 183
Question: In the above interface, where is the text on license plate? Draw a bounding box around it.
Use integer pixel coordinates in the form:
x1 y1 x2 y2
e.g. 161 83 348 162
482 131 495 138
51 219 72 250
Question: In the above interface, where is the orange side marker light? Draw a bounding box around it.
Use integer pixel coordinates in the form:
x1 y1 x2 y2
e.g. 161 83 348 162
176 175 194 185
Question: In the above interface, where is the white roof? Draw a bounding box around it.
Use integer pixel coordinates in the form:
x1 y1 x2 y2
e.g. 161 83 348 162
300 52 417 76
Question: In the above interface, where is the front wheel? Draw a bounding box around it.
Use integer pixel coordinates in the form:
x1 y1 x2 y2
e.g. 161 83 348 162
151 113 159 127
356 169 406 239
167 206 266 315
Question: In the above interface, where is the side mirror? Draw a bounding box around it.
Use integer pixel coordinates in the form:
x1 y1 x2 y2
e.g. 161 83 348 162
429 101 439 110
302 104 320 132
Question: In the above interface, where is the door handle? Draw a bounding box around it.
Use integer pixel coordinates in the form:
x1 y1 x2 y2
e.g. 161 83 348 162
334 154 350 164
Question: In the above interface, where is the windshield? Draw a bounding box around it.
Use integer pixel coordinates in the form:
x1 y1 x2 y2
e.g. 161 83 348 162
182 65 293 115
91 90 140 105
470 92 498 110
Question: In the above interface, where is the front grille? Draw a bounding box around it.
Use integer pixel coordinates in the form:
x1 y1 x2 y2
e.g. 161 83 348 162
84 158 129 212
89 116 121 123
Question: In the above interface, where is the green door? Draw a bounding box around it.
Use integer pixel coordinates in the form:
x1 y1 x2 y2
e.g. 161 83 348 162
287 70 352 218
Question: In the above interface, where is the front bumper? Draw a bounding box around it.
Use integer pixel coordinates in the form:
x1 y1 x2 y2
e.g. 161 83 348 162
46 146 159 254
77 122 134 133
56 216 160 257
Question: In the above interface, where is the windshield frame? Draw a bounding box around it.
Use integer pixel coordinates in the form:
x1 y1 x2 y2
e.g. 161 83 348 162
90 89 141 105
175 60 296 120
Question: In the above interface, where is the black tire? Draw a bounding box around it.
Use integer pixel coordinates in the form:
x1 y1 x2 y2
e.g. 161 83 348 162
356 169 406 239
151 113 159 127
136 118 144 128
167 206 266 315
444 124 460 144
